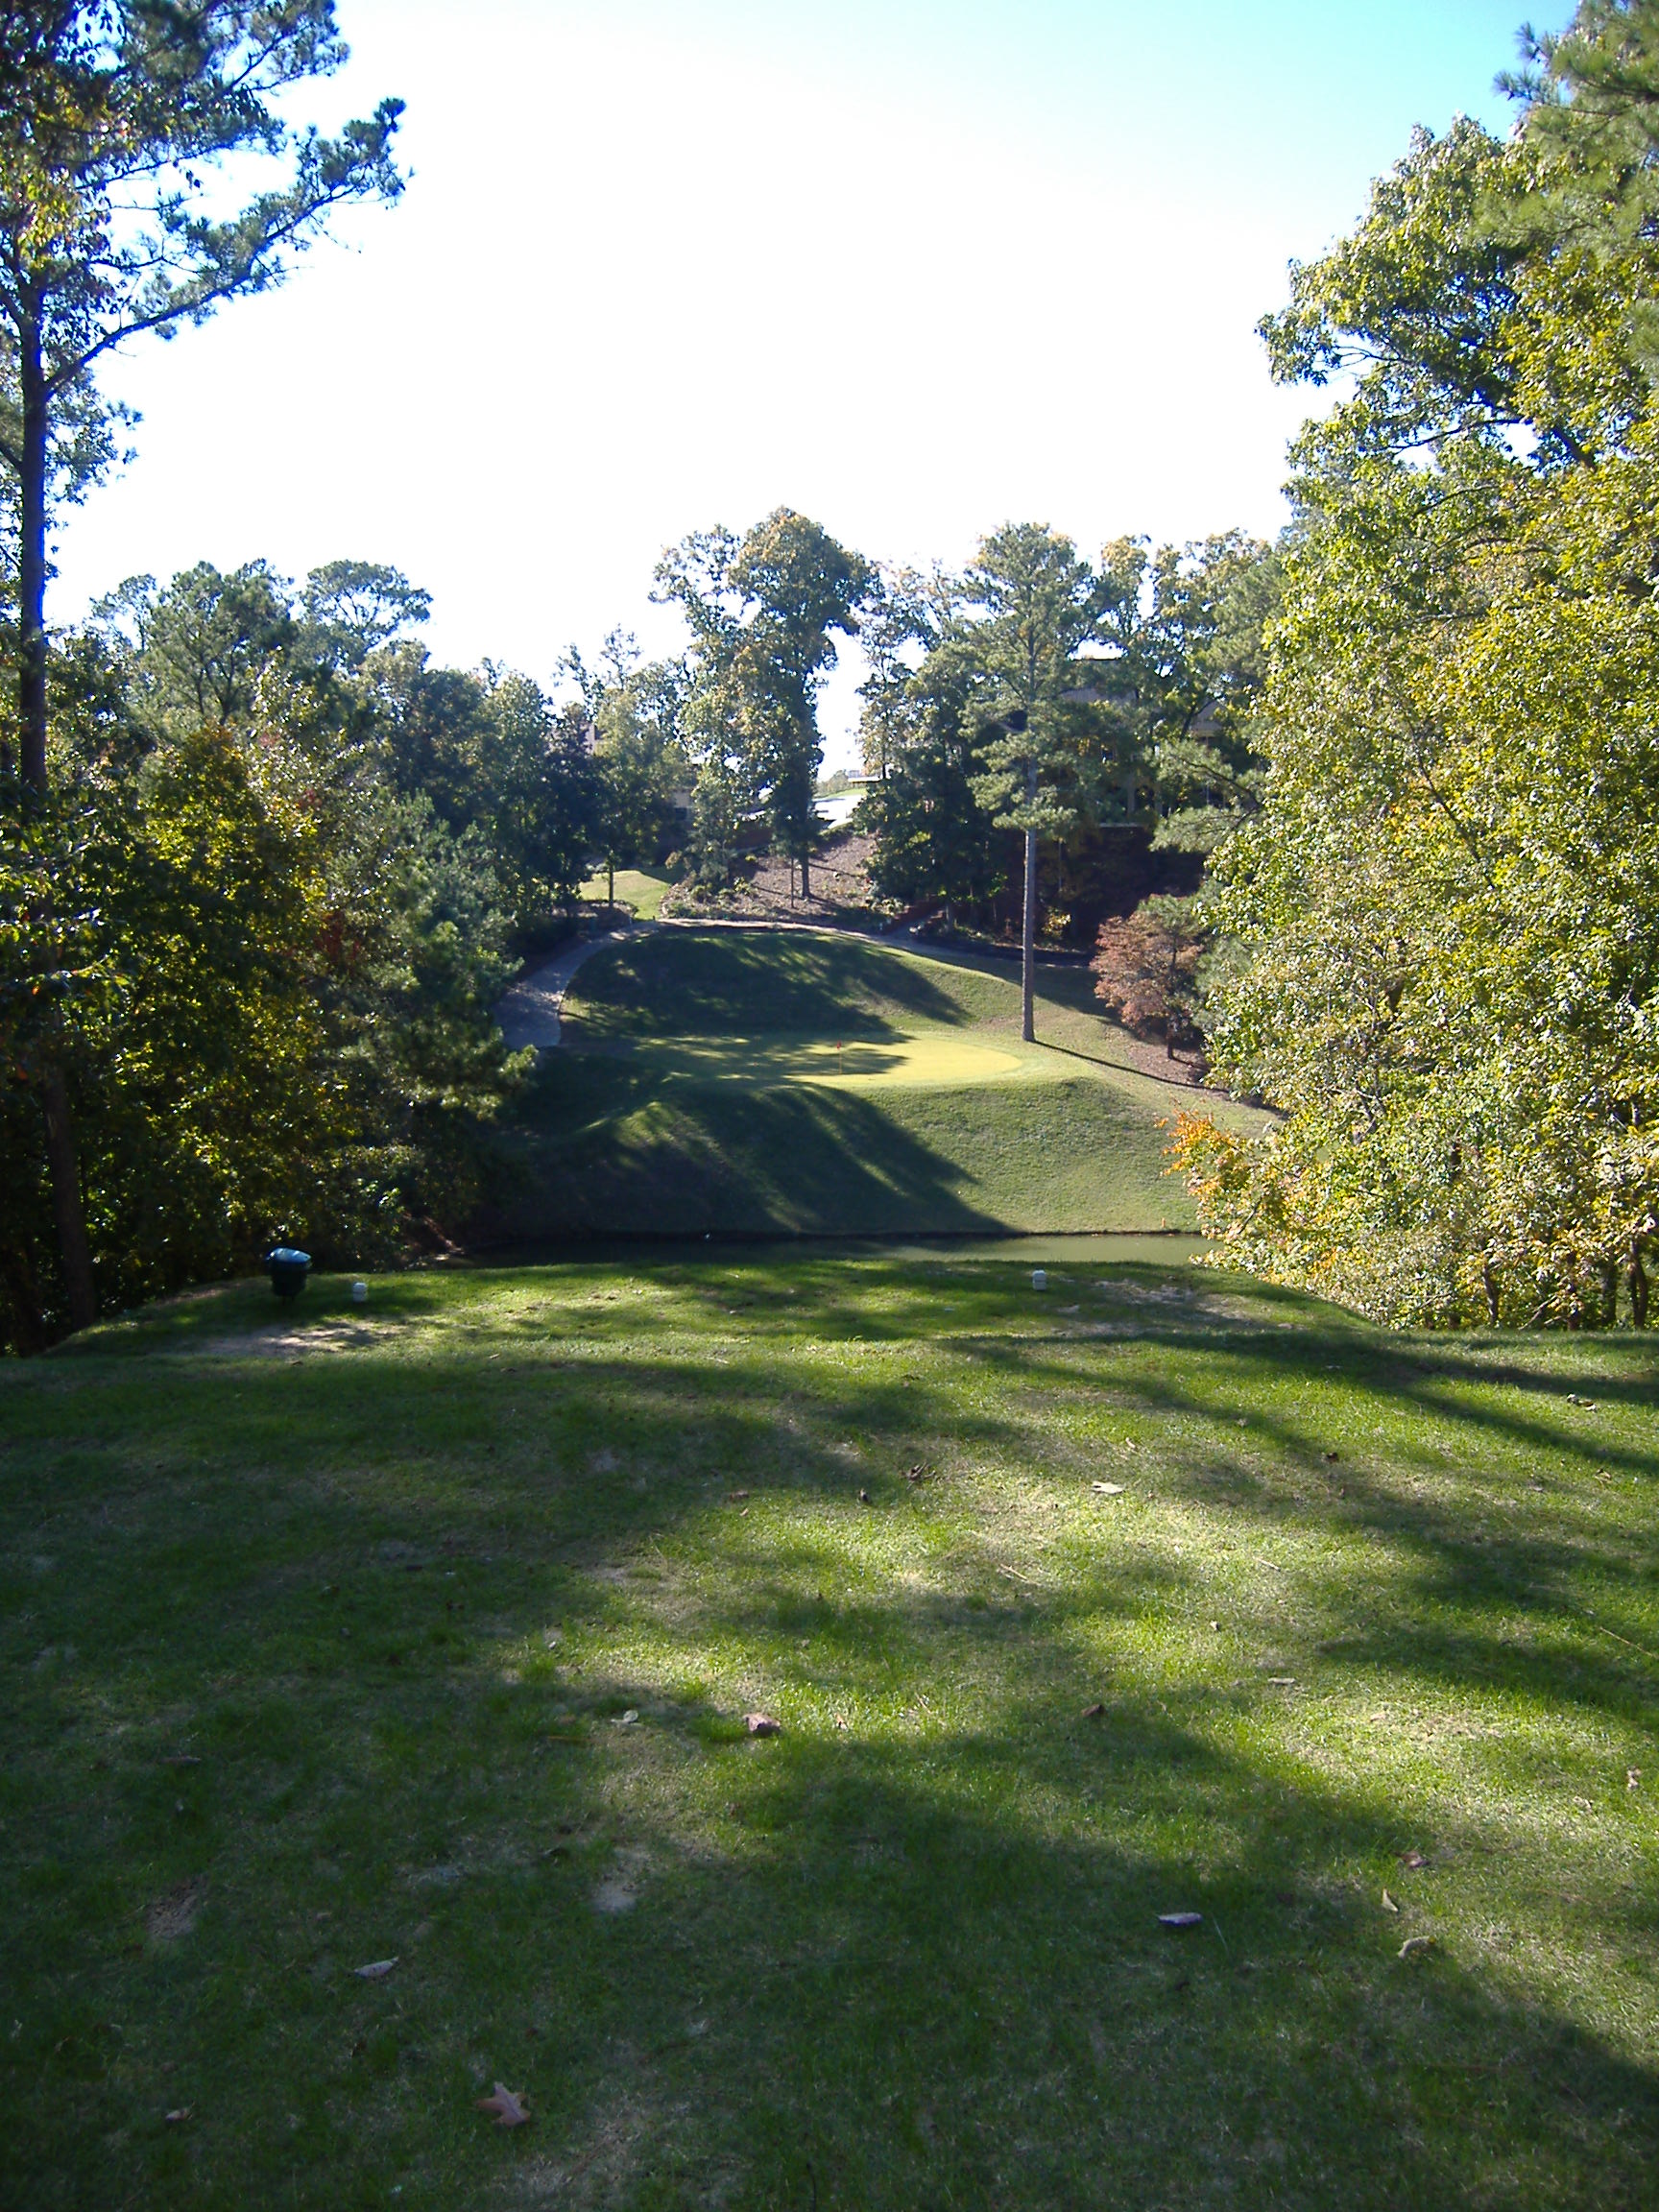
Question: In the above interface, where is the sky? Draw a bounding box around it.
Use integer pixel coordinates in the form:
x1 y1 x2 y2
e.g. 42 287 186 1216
52 0 1572 766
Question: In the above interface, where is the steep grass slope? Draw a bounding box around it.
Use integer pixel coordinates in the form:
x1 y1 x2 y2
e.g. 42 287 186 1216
487 927 1233 1240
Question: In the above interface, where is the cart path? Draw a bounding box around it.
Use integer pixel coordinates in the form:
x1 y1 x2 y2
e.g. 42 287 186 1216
494 925 652 1051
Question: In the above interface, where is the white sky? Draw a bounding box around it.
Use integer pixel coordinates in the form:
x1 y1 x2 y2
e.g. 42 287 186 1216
50 0 1567 768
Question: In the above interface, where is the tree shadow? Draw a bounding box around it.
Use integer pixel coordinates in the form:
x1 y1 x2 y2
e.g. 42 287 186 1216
567 926 983 1043
8 1265 1659 2209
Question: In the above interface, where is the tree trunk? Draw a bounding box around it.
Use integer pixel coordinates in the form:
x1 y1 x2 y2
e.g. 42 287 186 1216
1022 757 1038 1045
18 307 49 792
607 856 614 911
1631 1239 1649 1330
39 1066 96 1333
18 306 97 1337
800 847 810 901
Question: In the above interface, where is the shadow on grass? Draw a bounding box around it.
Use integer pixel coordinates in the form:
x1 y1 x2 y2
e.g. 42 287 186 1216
5 1273 1659 2208
566 927 989 1043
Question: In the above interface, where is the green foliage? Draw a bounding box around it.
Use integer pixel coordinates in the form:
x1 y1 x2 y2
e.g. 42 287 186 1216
857 532 1280 923
1184 90 1659 1329
654 509 871 890
0 551 561 1351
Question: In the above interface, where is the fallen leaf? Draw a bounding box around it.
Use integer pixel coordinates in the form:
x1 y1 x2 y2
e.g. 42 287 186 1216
1082 1702 1106 1719
745 1713 781 1737
353 1958 398 1981
476 2082 531 2128
1399 1850 1427 1869
1398 1936 1434 1960
1092 1481 1126 1497
1381 1889 1400 1913
1159 1911 1203 1929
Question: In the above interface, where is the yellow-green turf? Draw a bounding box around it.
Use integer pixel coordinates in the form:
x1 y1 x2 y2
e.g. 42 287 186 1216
487 926 1256 1241
4 1256 1656 2210
578 867 674 920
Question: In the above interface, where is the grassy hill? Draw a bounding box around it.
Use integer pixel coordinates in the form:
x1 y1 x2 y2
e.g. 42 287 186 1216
5 1254 1655 2210
485 926 1250 1241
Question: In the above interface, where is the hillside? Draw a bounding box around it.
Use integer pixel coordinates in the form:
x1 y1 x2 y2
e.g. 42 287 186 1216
481 926 1250 1242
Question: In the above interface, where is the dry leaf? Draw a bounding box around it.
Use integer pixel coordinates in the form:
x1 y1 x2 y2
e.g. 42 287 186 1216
476 2082 531 2128
1092 1481 1126 1497
1159 1911 1203 1929
1082 1702 1106 1719
353 1958 397 1980
1398 1936 1434 1960
1399 1850 1427 1868
1381 1889 1400 1913
745 1712 781 1737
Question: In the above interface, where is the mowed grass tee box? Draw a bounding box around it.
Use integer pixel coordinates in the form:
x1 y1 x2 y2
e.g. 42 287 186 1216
3 1254 1656 2210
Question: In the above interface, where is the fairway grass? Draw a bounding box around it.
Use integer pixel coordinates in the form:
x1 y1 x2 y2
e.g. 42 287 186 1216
577 869 675 921
5 1258 1657 2210
490 926 1247 1240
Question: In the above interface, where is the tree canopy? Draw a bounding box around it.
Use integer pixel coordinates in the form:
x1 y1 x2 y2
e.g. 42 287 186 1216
1175 25 1659 1329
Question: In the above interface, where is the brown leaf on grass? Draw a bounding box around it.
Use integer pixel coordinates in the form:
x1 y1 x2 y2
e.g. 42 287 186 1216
353 1958 398 1980
1381 1889 1400 1913
1398 1936 1434 1960
745 1713 781 1737
1082 1702 1106 1720
1399 1850 1428 1868
476 2082 531 2128
146 1881 202 1942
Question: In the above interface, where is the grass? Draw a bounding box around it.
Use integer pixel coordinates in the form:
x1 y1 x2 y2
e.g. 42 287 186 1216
5 1255 1658 2209
488 926 1249 1240
579 869 676 921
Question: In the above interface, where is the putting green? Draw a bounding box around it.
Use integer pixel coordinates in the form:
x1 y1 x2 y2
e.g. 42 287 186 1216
634 1033 1028 1089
